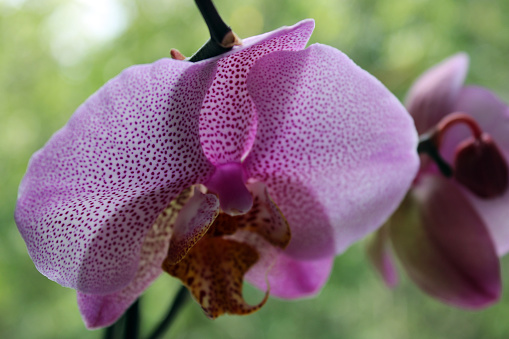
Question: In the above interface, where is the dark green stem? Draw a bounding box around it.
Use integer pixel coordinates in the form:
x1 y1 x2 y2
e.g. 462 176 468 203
417 133 453 177
194 0 230 44
103 323 117 339
102 298 139 339
147 286 190 339
189 0 239 62
125 298 140 339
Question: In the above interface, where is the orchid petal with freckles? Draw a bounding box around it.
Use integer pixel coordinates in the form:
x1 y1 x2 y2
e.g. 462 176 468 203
245 44 419 259
15 60 217 294
77 190 191 328
199 20 315 164
15 19 419 328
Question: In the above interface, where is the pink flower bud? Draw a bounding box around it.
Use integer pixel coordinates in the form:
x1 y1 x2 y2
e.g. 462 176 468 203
454 134 508 198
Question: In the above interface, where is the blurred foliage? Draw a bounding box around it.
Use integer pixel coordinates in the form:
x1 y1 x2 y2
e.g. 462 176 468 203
1 0 509 338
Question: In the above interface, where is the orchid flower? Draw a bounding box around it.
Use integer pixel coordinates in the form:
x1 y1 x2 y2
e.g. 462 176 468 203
15 20 418 329
368 53 509 309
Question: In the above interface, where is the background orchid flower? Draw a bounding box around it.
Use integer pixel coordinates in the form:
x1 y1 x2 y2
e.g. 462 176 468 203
15 19 418 329
368 53 509 309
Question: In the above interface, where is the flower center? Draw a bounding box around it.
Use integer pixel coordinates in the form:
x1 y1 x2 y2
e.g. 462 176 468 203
162 182 290 318
204 162 253 215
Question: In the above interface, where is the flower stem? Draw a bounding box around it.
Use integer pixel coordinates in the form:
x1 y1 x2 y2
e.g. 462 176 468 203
125 298 140 339
195 0 230 45
147 286 190 339
103 323 117 339
417 112 486 178
189 0 241 62
102 298 140 339
435 112 483 146
417 133 453 177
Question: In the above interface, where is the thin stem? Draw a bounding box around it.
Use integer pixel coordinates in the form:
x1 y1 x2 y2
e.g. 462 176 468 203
417 112 486 178
194 0 230 44
417 133 453 177
436 112 483 146
189 0 241 62
147 286 190 339
125 298 140 339
189 39 231 62
103 323 117 339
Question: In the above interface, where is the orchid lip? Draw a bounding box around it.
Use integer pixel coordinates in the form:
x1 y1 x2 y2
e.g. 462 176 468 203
203 162 253 216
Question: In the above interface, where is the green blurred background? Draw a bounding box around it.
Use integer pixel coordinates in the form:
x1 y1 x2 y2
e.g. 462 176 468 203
2 0 509 338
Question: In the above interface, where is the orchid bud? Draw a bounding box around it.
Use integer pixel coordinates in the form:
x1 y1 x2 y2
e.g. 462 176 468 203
454 134 508 198
418 112 509 199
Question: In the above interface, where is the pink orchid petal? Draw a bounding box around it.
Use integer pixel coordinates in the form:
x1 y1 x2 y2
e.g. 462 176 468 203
405 53 469 134
244 44 419 259
199 20 315 165
15 59 216 294
391 175 501 309
447 86 509 255
259 254 333 299
367 226 399 288
236 231 333 299
77 200 183 329
166 188 219 264
466 189 509 257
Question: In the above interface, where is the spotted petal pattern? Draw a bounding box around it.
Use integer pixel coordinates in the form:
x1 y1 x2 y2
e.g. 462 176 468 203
16 18 423 327
245 44 419 259
15 59 217 294
164 237 268 318
199 20 315 164
77 191 191 329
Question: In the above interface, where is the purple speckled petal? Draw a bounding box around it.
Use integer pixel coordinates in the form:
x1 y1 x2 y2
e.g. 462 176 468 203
442 86 509 255
244 44 419 259
15 59 216 294
77 197 187 329
199 20 315 165
391 176 500 309
367 225 399 288
405 53 469 134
